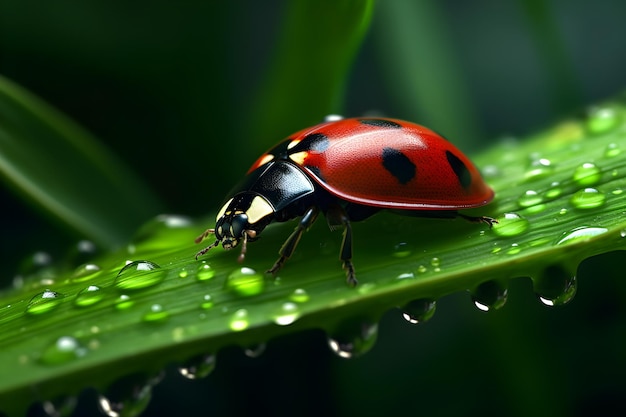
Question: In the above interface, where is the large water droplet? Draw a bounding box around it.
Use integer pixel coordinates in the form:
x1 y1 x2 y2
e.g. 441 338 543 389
178 353 216 380
492 213 529 237
570 188 606 209
229 309 250 331
290 288 310 303
573 162 601 186
115 261 164 291
71 263 102 283
97 373 161 417
533 265 577 306
74 285 104 308
518 190 543 208
196 263 215 281
26 290 65 315
585 105 621 134
524 158 553 181
556 226 608 245
471 281 508 312
273 302 300 326
327 320 378 359
39 336 87 365
226 267 264 296
401 299 436 324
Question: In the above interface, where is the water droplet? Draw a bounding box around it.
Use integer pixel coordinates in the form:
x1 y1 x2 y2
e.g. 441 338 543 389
196 263 215 281
273 302 300 326
396 272 414 281
97 373 161 417
585 105 620 134
74 285 104 307
40 395 78 417
115 261 164 291
545 182 563 199
534 265 577 306
115 294 134 310
556 226 608 245
70 263 102 283
200 294 214 310
178 268 188 278
416 265 428 274
131 214 194 251
518 190 543 208
244 343 267 358
229 309 249 331
401 299 436 324
570 188 606 209
39 336 87 365
327 320 378 359
573 162 601 186
492 213 529 237
506 243 522 255
26 290 65 315
226 267 264 296
178 354 216 380
430 257 440 268
525 158 553 181
290 288 309 303
142 304 169 323
471 281 508 312
392 242 413 258
604 142 622 158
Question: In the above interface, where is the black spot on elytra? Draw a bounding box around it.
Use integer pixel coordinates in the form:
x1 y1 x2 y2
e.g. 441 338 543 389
359 119 402 129
382 148 416 184
289 133 330 153
445 150 472 189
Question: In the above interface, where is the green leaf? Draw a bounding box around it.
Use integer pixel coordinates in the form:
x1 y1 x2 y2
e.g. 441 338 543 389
0 75 163 246
1 99 625 415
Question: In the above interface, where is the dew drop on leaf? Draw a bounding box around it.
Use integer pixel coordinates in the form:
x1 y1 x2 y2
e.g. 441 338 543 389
74 285 104 307
533 265 577 306
570 188 606 209
327 320 378 359
471 281 508 312
26 290 65 315
401 299 436 324
492 213 529 237
226 267 264 296
196 263 215 281
39 336 87 365
178 353 216 380
115 260 164 291
572 162 601 186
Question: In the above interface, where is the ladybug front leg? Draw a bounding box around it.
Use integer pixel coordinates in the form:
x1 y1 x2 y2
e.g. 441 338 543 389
326 205 357 287
267 206 319 276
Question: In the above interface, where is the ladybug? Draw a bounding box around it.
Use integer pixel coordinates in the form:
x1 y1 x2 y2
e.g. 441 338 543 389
195 117 496 286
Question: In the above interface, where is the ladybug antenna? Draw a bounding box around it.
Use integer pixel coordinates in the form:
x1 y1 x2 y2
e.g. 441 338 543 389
237 230 257 263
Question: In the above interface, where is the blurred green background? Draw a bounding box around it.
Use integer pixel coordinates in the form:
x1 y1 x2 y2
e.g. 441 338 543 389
1 1 625 416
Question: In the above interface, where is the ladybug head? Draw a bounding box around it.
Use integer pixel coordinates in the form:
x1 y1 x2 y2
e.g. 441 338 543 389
214 212 249 250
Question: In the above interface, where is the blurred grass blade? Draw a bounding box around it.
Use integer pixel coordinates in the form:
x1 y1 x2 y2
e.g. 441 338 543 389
248 0 375 151
375 0 482 148
0 75 163 246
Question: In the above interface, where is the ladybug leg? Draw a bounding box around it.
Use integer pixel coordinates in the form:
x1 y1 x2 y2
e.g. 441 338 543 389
267 206 319 276
457 213 498 228
326 206 357 287
194 229 215 244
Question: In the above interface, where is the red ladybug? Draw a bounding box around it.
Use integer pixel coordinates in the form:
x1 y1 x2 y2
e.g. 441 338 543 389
196 117 496 286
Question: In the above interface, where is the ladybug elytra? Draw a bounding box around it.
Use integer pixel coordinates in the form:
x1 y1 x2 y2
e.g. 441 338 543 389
195 117 496 286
